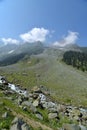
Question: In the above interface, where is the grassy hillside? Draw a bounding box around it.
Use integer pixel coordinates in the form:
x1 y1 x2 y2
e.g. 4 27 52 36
0 48 87 107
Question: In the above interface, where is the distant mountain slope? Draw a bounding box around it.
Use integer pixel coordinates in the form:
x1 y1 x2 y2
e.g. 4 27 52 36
52 43 82 52
0 42 86 66
0 44 18 58
0 42 44 66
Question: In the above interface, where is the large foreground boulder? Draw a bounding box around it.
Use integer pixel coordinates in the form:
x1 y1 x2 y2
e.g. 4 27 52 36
79 125 87 130
10 117 30 130
48 112 58 119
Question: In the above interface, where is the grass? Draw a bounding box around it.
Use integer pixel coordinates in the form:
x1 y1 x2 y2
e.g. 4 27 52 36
0 93 14 129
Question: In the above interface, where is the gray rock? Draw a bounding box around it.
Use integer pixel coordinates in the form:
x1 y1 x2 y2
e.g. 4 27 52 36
47 102 56 108
42 101 56 109
18 96 23 105
40 85 50 95
57 104 66 112
48 112 58 119
79 125 87 130
42 102 48 109
10 117 28 130
33 100 39 107
48 107 58 113
39 94 46 102
11 117 24 125
22 106 27 111
22 101 32 107
10 123 21 130
79 108 87 113
31 86 41 93
2 112 8 118
62 124 81 130
11 117 19 124
35 112 43 120
30 105 37 113
21 123 30 130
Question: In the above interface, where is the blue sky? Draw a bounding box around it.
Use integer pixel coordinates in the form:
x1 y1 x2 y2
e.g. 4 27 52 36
0 0 87 46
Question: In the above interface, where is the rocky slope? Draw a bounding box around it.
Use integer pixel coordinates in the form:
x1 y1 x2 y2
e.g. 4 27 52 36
0 76 87 130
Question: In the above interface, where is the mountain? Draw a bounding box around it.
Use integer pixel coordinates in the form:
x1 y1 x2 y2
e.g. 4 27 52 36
0 42 87 66
0 44 18 58
52 43 82 52
0 41 44 66
0 42 86 66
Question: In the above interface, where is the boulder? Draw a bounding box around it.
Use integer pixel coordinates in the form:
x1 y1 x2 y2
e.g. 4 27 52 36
22 101 32 107
30 105 37 113
62 124 81 130
79 125 87 130
2 112 8 118
11 117 23 125
10 117 23 130
31 86 41 93
41 101 56 109
33 100 39 107
57 104 66 112
48 107 58 113
35 112 43 120
10 117 30 130
18 96 23 105
21 123 30 130
42 102 48 109
48 112 58 119
47 102 56 108
39 85 50 95
10 123 21 130
39 94 46 102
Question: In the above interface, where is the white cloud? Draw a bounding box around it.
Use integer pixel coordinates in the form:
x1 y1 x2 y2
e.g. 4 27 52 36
20 27 49 43
53 31 79 47
1 38 20 45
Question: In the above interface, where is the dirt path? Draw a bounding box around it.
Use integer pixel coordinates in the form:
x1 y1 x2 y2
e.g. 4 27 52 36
11 110 53 130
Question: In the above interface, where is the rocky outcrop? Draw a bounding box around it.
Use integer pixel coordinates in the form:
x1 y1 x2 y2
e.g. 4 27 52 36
10 117 30 130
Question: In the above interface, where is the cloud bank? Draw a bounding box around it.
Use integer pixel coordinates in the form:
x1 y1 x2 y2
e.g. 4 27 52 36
53 31 79 47
0 28 79 46
1 38 20 45
20 27 49 43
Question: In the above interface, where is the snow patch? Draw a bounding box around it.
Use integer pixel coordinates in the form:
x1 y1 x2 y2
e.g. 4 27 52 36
8 50 14 54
